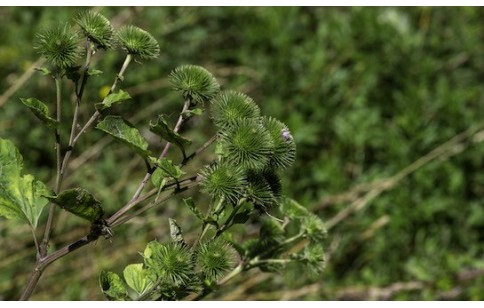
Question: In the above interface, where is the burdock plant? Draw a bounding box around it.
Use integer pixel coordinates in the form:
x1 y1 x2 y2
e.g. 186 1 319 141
0 10 326 301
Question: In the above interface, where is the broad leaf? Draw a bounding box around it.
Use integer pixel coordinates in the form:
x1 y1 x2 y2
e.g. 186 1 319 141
169 218 185 244
183 198 204 221
123 263 152 296
96 116 150 157
99 270 128 301
96 89 131 110
45 187 104 223
20 97 59 129
0 139 51 228
149 115 191 158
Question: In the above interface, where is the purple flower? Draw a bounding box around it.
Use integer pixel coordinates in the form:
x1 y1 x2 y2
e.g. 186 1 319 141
281 128 291 142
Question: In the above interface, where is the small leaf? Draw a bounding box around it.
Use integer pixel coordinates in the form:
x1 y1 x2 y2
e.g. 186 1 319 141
151 157 185 180
99 270 128 301
34 67 51 76
96 89 131 110
183 198 204 221
181 108 204 119
123 264 152 297
169 218 185 245
151 169 167 190
45 187 104 223
96 116 150 157
88 68 103 76
149 115 191 158
20 98 59 129
0 139 51 228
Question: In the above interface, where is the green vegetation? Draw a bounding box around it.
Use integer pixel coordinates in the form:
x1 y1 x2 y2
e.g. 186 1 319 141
0 7 483 300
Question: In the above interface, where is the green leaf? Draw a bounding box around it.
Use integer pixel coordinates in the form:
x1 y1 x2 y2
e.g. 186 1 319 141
20 98 59 129
181 108 204 119
169 218 185 245
99 270 128 301
45 187 104 223
0 139 51 228
96 89 131 110
150 157 185 180
183 198 204 221
149 115 191 158
151 169 167 190
123 263 152 296
96 116 150 157
88 68 103 76
34 67 51 76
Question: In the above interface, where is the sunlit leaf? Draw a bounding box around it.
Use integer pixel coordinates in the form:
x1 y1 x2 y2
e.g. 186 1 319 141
123 263 152 296
99 270 128 301
96 89 131 110
169 218 185 245
0 139 51 228
96 116 150 157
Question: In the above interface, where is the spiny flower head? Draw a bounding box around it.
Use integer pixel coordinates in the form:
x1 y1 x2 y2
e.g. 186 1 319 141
219 118 274 172
34 24 81 69
210 90 260 128
117 25 160 59
169 65 220 104
75 10 114 49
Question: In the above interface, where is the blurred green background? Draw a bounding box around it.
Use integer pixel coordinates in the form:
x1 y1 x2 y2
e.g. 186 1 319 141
1 7 484 300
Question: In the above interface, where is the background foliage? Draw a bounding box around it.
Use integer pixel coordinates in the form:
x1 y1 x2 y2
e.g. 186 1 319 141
1 7 483 300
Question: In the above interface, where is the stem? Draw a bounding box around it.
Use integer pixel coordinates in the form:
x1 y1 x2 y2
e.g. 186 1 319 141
193 196 225 249
192 263 245 301
58 41 95 187
22 75 63 300
40 76 63 256
21 53 134 301
213 201 244 239
182 134 217 166
73 54 133 144
107 98 191 226
110 179 199 228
